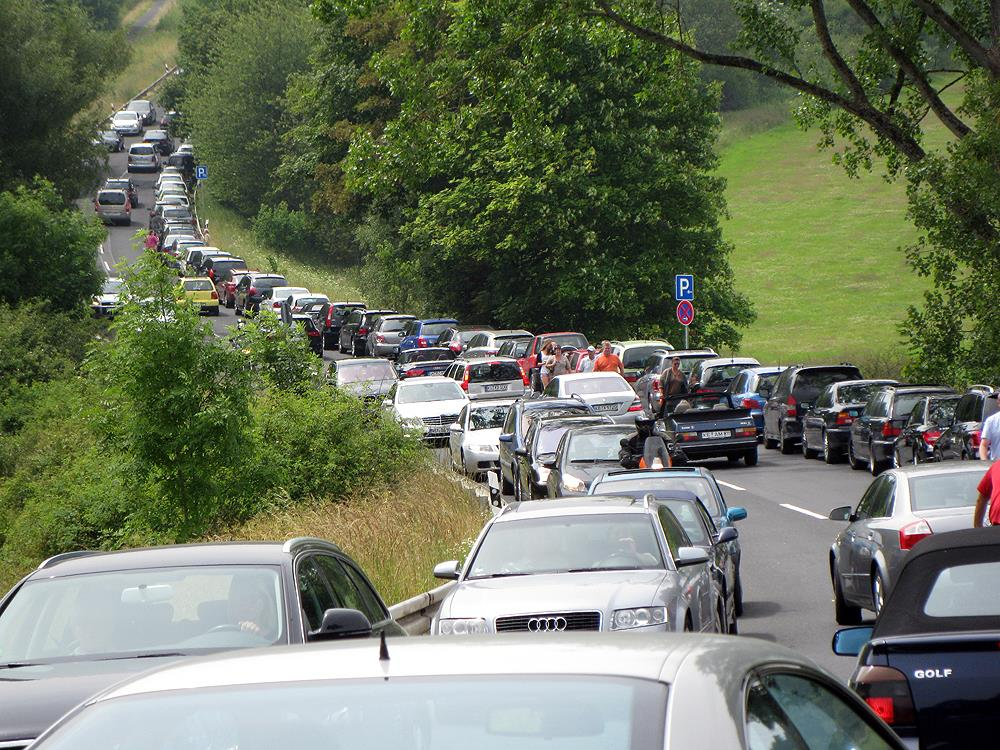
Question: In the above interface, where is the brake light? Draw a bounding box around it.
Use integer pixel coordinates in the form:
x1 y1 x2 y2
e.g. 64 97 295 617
521 367 530 386
376 334 385 343
358 327 368 336
449 342 462 353
971 430 982 448
854 665 916 727
248 286 257 296
307 328 320 337
210 291 218 300
735 427 757 437
924 429 942 445
882 422 901 438
741 398 758 409
627 400 642 412
407 368 425 377
461 369 470 391
786 394 797 418
899 518 933 550
418 337 428 348
835 411 854 426
625 374 637 383
680 433 699 441
652 380 661 393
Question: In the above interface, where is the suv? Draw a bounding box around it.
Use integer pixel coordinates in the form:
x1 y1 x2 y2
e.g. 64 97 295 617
93 188 131 225
321 302 366 350
634 348 718 414
203 256 248 296
367 314 416 358
234 273 288 315
397 318 460 355
610 340 673 385
848 384 956 474
0 539 402 749
464 329 533 356
688 357 761 397
443 357 527 400
936 389 1000 461
763 365 863 454
127 142 160 173
142 129 174 156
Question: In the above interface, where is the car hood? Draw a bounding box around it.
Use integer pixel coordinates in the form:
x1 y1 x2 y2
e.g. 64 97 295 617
560 461 622 483
0 656 184 743
395 399 467 418
441 570 670 620
464 427 503 445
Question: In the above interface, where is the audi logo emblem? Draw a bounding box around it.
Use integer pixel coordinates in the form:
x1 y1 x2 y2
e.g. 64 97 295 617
527 616 568 632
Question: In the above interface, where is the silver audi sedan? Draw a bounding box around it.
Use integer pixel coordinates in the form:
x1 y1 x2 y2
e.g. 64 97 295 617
28 634 904 750
431 497 724 635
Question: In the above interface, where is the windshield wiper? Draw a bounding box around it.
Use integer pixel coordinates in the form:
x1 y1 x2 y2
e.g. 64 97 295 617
470 572 532 579
95 651 187 662
570 458 612 463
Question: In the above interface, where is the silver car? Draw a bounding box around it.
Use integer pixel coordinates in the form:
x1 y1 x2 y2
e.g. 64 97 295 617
328 358 397 402
432 497 722 635
367 314 416 358
93 189 131 225
828 463 984 623
91 277 124 317
448 399 516 477
634 348 719 414
110 110 142 136
444 356 527 400
542 372 642 424
27 633 904 750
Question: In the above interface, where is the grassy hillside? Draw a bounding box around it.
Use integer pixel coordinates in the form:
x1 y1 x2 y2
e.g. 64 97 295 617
719 100 956 367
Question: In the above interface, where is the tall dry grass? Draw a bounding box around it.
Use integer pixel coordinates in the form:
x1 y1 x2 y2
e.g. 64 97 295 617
207 467 489 605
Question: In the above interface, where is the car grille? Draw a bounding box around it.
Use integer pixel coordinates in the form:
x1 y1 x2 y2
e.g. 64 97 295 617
422 414 459 426
495 611 602 632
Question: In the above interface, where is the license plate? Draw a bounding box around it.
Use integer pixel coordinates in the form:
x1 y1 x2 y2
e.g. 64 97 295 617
484 384 508 392
427 426 448 435
593 403 618 412
701 430 732 439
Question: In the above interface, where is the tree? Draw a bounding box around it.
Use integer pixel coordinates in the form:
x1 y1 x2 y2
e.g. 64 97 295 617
0 180 104 308
342 0 754 346
232 309 322 391
585 0 1000 383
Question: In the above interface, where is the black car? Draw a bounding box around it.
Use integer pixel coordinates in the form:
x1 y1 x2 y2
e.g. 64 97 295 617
801 379 898 463
763 365 864 454
166 151 195 178
321 302 366 350
291 313 324 356
143 129 175 156
848 385 955 475
0 539 403 749
514 415 613 501
395 347 456 379
97 129 124 152
544 423 636 496
234 273 288 315
935 389 999 461
103 177 139 208
892 394 960 466
660 393 759 466
340 309 396 356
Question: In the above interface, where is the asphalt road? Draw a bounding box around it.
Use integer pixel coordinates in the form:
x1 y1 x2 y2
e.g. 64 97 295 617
92 126 873 683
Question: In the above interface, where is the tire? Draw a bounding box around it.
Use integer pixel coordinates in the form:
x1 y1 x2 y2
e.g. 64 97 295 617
743 449 758 466
871 568 887 616
833 563 862 625
683 614 693 633
501 471 513 495
869 443 883 476
822 429 839 464
779 424 796 454
763 429 778 450
802 431 818 459
848 441 864 470
734 573 744 617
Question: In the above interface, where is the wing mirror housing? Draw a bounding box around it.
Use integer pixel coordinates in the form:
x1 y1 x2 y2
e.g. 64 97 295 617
499 433 513 443
307 608 372 642
433 560 461 580
828 505 854 522
832 625 873 656
726 507 748 523
675 547 710 567
716 526 739 544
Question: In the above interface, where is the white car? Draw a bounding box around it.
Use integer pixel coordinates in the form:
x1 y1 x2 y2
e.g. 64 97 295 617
386 376 469 442
448 399 516 476
288 292 329 312
264 287 310 315
111 110 142 136
542 372 643 424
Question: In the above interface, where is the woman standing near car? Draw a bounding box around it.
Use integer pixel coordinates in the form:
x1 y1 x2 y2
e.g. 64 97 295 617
539 341 557 389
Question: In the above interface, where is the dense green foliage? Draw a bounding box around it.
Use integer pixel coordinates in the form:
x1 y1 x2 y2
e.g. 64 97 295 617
0 0 126 199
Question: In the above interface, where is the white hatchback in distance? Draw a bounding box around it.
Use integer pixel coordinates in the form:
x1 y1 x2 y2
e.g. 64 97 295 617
543 372 643 424
385 376 469 442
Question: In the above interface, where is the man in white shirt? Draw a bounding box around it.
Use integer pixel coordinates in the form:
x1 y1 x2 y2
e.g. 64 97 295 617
978 393 1000 460
578 345 596 373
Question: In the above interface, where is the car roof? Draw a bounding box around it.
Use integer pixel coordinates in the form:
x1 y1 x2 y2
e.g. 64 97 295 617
886 463 990 478
398 375 454 385
833 379 897 388
534 415 610 430
497 495 651 519
700 357 759 366
887 385 954 394
594 467 710 482
469 398 517 408
555 372 624 380
30 539 344 580
417 318 458 324
488 329 532 336
336 358 391 366
740 366 787 375
612 340 671 348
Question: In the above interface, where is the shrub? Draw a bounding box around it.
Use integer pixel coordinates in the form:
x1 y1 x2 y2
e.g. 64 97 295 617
251 201 317 256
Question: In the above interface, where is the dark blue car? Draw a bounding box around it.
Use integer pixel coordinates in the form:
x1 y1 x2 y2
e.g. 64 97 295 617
724 366 787 436
397 318 459 355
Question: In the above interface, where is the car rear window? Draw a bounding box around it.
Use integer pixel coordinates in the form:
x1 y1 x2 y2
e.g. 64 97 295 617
401 349 455 364
131 145 155 155
469 362 522 383
382 318 413 332
908 471 982 512
622 345 668 369
837 383 886 405
893 392 946 417
793 369 861 400
184 280 214 291
97 191 126 205
924 561 1000 617
704 364 747 386
545 333 588 349
420 322 453 336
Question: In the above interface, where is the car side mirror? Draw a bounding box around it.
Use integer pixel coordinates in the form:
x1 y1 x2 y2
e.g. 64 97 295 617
540 457 557 469
726 507 747 523
832 626 873 657
433 560 461 580
675 547 709 567
307 608 372 642
499 433 513 443
449 423 462 432
828 505 853 522
716 526 739 544
514 448 529 458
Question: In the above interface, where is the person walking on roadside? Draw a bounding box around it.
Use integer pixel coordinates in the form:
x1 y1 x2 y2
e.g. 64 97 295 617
538 341 557 389
593 340 624 376
657 356 689 418
973 459 1000 527
978 393 1000 461
579 345 597 373
144 231 159 252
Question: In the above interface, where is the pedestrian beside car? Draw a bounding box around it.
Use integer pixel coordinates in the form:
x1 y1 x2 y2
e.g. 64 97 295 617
594 340 625 376
579 345 597 373
657 356 690 417
978 392 1000 461
973 459 1000 527
144 231 159 252
539 341 557 389
553 346 573 377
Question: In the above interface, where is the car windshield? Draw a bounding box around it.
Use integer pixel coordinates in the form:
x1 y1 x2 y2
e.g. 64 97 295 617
184 280 214 292
908 471 982 511
468 514 664 578
102 280 123 294
561 377 624 396
591 477 723 517
0 566 284 664
400 349 455 365
470 404 511 431
535 424 582 456
567 432 628 463
337 362 395 384
928 399 958 424
924 561 1000 618
397 381 464 404
469 362 522 383
420 322 454 336
838 383 887 404
543 333 588 349
34 676 664 750
621 346 667 369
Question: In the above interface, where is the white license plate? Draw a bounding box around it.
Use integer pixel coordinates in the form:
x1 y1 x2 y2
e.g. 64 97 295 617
427 426 448 435
701 430 732 439
484 384 508 392
593 404 618 412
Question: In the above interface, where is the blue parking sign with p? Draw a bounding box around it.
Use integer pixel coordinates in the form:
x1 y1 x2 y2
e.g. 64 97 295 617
675 274 694 301
195 165 208 180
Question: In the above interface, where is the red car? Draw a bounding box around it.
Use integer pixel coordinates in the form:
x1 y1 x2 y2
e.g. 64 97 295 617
523 332 589 388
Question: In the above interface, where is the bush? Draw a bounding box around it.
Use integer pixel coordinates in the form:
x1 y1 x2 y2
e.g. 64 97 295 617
251 201 317 257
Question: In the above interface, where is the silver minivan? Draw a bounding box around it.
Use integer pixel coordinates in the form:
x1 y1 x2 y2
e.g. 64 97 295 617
94 189 131 225
367 314 416 358
444 357 527 400
127 143 160 173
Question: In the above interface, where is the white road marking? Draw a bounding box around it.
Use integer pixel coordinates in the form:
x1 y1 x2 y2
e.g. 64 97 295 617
717 480 747 492
103 260 111 272
780 503 828 520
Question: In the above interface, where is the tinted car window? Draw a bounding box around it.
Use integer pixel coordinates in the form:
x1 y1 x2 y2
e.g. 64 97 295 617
468 362 522 382
866 392 889 418
793 369 860 400
313 555 381 624
421 322 454 337
470 404 510 430
928 398 958 425
655 500 710 546
297 557 336 631
893 393 934 418
183 279 214 291
908 472 982 512
955 394 978 421
399 349 455 364
655 506 691 558
705 364 746 386
621 346 666 369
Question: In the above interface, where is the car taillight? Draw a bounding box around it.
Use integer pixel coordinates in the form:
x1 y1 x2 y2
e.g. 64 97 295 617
521 368 530 386
899 518 933 550
679 433 699 441
418 337 428 348
358 327 368 336
407 368 425 377
786 394 797 418
449 342 462 353
835 411 854 426
625 374 637 383
307 329 320 337
882 422 901 438
326 308 335 326
652 380 661 392
376 334 385 342
461 370 470 391
248 286 257 296
735 427 757 437
853 665 916 727
210 291 218 300
971 430 982 448
627 399 642 412
924 429 942 445
741 398 757 409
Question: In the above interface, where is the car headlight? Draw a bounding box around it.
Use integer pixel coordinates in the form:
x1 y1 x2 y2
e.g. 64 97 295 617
437 618 491 635
560 472 587 492
610 607 667 630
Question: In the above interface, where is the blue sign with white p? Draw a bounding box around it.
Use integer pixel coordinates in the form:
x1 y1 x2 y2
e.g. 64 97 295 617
195 165 208 180
675 274 694 301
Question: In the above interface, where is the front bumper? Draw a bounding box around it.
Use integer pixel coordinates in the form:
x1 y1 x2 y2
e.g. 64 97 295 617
463 447 500 474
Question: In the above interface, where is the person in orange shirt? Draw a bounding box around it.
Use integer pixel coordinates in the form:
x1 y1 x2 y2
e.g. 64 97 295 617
593 340 624 376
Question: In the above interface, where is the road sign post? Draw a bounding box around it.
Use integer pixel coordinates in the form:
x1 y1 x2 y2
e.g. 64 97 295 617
195 165 208 180
676 300 695 349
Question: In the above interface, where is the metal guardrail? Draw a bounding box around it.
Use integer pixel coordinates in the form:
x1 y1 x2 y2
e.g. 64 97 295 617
103 64 179 126
388 581 456 635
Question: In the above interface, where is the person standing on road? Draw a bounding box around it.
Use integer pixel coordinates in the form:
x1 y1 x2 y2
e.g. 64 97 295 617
553 346 573 377
656 357 689 418
593 340 624 376
144 231 159 252
973 459 1000 527
978 393 1000 461
539 341 557 389
579 346 597 373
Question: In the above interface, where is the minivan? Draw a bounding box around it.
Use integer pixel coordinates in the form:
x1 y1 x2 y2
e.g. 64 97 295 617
94 189 131 225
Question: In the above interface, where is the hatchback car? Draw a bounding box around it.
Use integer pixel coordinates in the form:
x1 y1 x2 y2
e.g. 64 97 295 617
724 366 787 436
395 347 456 379
444 357 527 400
542 372 642 424
432 497 721 634
764 364 864 454
180 277 219 315
341 309 396 356
234 273 288 315
291 313 324 356
262 286 309 317
328 358 398 402
544 423 636 496
610 340 673 385
94 189 131 225
827 463 984 621
634 348 719 414
935 388 1000 461
367 314 416 358
111 110 142 136
892 394 960 466
26 633 904 750
397 318 460 355
436 325 495 354
800 379 899 463
0 539 402 750
126 142 159 173
103 177 139 207
448 399 516 477
384 376 469 442
496 337 531 360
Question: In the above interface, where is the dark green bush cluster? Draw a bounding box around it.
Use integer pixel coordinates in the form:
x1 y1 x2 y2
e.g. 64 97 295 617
251 202 318 258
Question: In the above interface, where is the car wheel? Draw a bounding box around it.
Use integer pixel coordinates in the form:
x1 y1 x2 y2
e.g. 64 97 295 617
727 598 738 635
501 471 513 495
871 568 887 616
822 429 839 464
869 443 882 476
779 424 796 454
802 432 818 459
734 573 744 617
743 449 758 466
763 429 778 450
848 441 864 470
833 564 862 625
459 449 468 477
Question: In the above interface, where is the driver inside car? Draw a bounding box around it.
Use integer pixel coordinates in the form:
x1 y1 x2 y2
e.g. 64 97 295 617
226 576 278 641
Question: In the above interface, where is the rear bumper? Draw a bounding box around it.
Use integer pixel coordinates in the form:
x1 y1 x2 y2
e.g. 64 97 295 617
678 438 758 459
824 427 851 448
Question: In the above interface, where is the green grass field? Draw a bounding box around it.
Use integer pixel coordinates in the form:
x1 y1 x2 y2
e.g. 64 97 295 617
719 98 957 368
